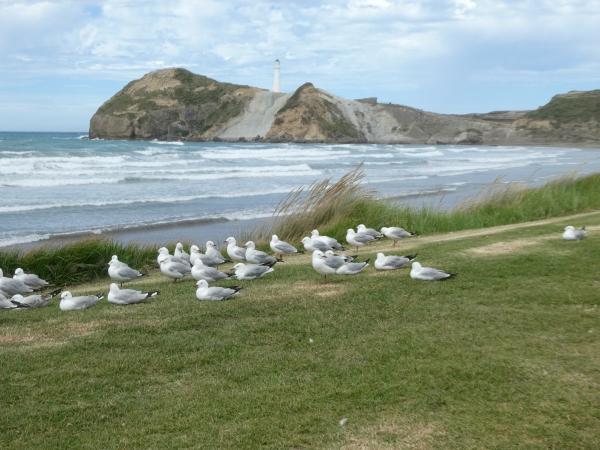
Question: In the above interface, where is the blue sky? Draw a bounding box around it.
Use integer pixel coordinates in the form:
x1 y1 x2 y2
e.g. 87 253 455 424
1 0 599 131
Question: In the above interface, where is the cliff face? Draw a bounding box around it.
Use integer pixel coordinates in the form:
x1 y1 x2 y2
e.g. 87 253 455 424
89 68 600 146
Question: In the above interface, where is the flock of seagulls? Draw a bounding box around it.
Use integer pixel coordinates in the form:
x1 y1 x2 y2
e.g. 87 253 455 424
0 222 589 310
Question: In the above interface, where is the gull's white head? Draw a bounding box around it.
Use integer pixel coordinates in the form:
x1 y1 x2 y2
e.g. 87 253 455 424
196 279 208 288
564 225 575 231
158 247 169 255
301 237 311 244
233 263 245 270
357 224 366 232
206 240 216 248
411 261 422 270
14 268 24 275
109 283 119 292
60 291 72 299
311 229 320 237
380 227 388 233
225 237 236 245
325 250 336 257
376 252 385 259
190 245 200 253
12 294 24 301
245 241 256 249
347 228 355 235
312 250 325 259
175 242 184 250
271 234 279 242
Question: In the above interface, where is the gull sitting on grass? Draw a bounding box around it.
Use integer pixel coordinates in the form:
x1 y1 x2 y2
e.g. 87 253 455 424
375 252 417 270
191 259 233 283
108 283 159 305
9 288 62 308
245 241 278 266
108 255 144 287
311 229 343 250
195 280 242 301
410 262 456 281
562 225 587 241
346 229 378 252
335 259 369 275
380 226 417 246
59 291 104 311
174 242 191 264
301 236 332 253
0 292 17 309
233 263 274 280
225 237 247 262
270 235 298 261
357 224 383 238
0 268 33 297
13 268 49 290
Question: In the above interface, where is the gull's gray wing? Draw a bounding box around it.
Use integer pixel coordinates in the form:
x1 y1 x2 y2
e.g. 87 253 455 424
274 241 297 253
419 267 452 280
117 265 141 279
354 232 375 244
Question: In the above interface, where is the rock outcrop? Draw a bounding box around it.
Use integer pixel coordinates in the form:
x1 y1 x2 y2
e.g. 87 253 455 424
90 68 600 146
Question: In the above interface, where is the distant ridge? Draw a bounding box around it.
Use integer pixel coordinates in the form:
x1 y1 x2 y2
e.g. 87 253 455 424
90 68 600 146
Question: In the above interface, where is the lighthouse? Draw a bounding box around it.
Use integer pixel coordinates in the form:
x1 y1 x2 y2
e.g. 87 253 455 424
272 59 281 93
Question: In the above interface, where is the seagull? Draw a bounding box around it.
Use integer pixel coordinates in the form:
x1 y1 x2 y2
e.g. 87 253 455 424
301 236 332 253
311 250 336 279
380 226 417 246
10 288 62 308
191 259 232 283
357 224 383 238
245 241 278 266
160 257 191 282
323 250 357 269
174 242 191 264
233 263 274 280
410 262 456 281
374 252 417 270
189 245 203 266
107 283 159 305
59 291 104 311
195 279 242 301
311 229 343 250
13 268 49 290
157 247 189 266
225 237 246 262
346 229 376 251
108 255 143 286
336 260 369 275
205 240 229 266
0 268 33 297
0 292 17 309
562 225 587 241
270 234 298 261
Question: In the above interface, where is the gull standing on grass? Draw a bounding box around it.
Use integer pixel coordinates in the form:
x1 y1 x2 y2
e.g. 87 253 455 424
323 250 357 269
195 280 242 301
59 291 104 311
562 225 587 241
205 241 229 266
301 236 332 253
270 235 298 261
10 288 62 308
225 237 247 262
380 227 417 246
410 262 456 281
245 241 278 266
357 224 383 238
375 252 417 270
346 229 377 251
108 255 144 286
160 257 191 282
311 229 343 250
13 268 49 290
233 263 274 280
108 283 159 305
157 247 190 266
174 242 191 264
0 268 33 296
191 259 232 283
311 250 336 279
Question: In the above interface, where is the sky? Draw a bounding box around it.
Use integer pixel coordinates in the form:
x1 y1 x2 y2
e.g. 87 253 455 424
1 0 599 132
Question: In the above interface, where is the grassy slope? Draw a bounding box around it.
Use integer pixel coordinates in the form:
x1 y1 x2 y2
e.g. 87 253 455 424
2 212 599 449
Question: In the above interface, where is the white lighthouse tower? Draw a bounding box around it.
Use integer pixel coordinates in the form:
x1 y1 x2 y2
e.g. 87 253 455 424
272 59 281 93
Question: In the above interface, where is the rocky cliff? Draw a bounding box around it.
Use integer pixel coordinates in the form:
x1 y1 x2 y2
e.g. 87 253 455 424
90 68 600 146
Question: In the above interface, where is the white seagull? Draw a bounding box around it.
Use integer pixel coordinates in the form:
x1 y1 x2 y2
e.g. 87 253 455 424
195 279 242 301
0 268 33 297
233 263 274 280
336 260 369 275
374 252 417 270
10 288 62 308
311 250 336 279
311 229 343 250
205 240 229 266
245 241 277 266
380 226 416 246
225 237 247 262
174 242 191 263
108 255 144 286
323 250 356 269
301 236 332 253
13 268 49 290
410 262 456 281
191 259 232 283
0 292 17 309
59 291 104 311
270 234 298 261
562 225 587 241
357 224 383 238
160 257 191 282
157 247 190 266
346 229 376 251
108 283 159 305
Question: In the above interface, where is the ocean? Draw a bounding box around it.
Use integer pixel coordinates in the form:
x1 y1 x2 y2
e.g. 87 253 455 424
1 131 600 249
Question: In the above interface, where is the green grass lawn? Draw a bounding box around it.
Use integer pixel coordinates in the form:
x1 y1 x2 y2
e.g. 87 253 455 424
1 213 599 449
